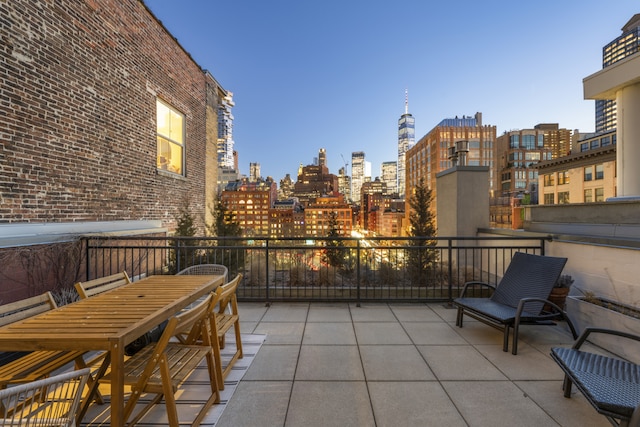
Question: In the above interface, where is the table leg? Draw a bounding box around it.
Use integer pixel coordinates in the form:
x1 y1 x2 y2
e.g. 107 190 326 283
110 342 125 427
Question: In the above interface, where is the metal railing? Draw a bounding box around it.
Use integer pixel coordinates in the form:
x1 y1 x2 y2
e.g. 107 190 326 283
83 235 548 304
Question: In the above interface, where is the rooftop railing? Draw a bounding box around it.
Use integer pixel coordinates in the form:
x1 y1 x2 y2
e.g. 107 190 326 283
83 235 547 304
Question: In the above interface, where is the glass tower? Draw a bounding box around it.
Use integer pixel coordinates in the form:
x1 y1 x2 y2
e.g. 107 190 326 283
397 90 415 198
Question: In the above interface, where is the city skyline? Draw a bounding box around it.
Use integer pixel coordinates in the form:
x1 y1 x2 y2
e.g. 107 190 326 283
145 1 638 181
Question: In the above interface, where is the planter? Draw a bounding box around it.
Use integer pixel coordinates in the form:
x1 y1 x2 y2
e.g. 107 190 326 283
566 295 640 364
544 287 570 312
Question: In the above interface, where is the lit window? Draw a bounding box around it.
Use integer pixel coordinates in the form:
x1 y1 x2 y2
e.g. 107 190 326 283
544 193 555 204
558 192 570 204
544 174 555 187
595 188 604 202
156 99 185 175
584 189 593 203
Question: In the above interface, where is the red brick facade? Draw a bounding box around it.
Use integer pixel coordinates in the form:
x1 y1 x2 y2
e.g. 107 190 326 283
0 0 220 231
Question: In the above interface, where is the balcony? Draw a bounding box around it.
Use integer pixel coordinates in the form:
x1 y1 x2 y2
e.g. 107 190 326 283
80 301 609 426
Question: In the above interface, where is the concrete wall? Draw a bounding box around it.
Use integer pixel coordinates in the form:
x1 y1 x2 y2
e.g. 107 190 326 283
436 166 490 237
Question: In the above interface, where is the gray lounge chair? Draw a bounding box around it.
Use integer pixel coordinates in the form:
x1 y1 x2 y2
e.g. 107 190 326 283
454 251 577 354
551 327 640 427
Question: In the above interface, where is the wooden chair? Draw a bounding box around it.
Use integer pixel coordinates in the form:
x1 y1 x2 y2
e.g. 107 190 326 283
209 274 243 389
98 294 220 427
0 293 102 405
74 271 131 299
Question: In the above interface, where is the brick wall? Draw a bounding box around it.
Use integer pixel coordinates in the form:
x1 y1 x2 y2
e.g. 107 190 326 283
0 0 216 231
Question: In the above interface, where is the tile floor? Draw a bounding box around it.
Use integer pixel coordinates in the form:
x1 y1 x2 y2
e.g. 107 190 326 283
82 301 614 427
217 302 612 427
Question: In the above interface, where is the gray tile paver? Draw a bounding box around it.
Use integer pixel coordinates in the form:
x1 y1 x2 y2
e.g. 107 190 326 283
354 321 412 345
295 345 364 381
369 381 466 427
360 345 435 380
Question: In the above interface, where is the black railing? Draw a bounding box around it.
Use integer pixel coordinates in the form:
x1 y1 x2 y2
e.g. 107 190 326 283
82 235 548 304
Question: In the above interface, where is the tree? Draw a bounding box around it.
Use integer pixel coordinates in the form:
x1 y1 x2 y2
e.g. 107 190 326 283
323 211 345 268
407 178 438 283
206 198 245 277
169 199 198 273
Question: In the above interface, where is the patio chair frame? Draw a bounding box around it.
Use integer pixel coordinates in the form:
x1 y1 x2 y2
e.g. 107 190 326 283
454 251 577 354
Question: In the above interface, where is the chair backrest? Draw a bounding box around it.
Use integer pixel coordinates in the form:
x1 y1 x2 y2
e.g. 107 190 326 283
0 368 90 427
74 271 131 299
215 273 242 315
0 292 57 327
176 264 228 282
491 252 568 313
133 294 213 384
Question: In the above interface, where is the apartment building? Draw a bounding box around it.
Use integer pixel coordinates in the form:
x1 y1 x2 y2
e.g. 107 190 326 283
221 179 277 237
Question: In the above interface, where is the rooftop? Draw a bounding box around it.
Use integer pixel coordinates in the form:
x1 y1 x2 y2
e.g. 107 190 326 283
81 302 609 426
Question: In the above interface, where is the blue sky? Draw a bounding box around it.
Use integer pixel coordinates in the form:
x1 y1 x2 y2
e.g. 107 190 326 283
145 1 638 181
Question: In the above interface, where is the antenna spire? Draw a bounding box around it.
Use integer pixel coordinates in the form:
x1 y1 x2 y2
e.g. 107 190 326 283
404 88 409 114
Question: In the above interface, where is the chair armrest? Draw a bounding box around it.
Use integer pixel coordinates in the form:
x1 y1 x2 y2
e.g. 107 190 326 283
573 327 640 350
459 281 495 298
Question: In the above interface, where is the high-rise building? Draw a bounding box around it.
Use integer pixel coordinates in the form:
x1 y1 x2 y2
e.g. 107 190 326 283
249 162 261 181
217 91 235 168
337 166 351 203
381 161 398 196
397 90 415 199
496 124 570 199
360 178 386 232
318 148 327 167
406 112 496 228
293 150 339 206
220 178 277 237
351 151 366 203
596 14 640 133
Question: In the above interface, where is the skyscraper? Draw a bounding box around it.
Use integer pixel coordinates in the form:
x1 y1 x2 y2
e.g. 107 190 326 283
217 91 235 168
381 161 398 196
351 151 366 203
249 162 261 181
596 14 640 133
397 90 415 199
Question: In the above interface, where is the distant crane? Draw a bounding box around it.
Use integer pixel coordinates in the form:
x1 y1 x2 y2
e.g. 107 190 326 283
340 154 349 175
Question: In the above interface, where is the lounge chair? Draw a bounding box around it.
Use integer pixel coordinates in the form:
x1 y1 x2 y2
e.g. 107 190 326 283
551 327 640 427
454 251 577 354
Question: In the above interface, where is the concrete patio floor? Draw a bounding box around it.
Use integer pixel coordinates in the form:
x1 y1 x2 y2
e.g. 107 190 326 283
216 301 611 427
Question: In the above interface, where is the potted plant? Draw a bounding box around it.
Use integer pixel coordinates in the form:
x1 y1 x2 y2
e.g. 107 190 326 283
544 274 573 311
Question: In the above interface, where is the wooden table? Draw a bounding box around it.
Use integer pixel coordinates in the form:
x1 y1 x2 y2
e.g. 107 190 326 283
0 274 224 427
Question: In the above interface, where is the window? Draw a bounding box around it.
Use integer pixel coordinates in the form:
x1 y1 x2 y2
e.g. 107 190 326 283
522 135 535 150
510 135 519 148
544 173 555 186
595 164 604 180
580 142 589 152
544 193 555 204
558 171 569 185
537 134 544 147
595 188 604 202
601 136 610 146
156 99 185 175
558 191 570 204
590 140 600 150
584 189 593 203
584 166 593 182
